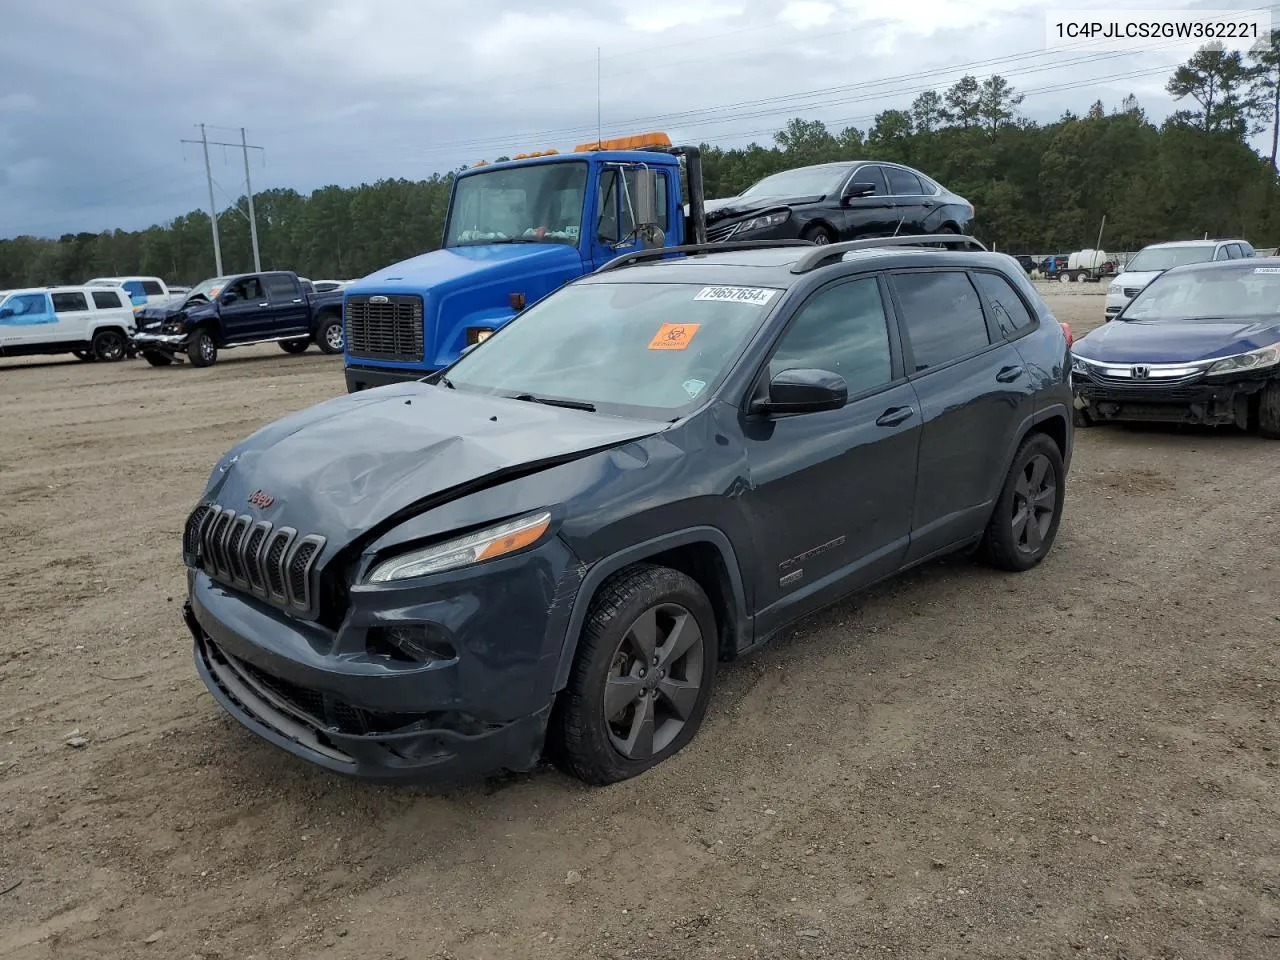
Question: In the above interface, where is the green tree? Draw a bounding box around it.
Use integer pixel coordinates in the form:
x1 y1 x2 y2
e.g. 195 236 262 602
1248 29 1280 169
910 90 946 134
944 75 982 128
1166 43 1259 136
978 75 1024 132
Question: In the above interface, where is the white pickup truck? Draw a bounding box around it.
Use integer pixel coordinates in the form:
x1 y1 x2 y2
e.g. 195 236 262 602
0 285 137 363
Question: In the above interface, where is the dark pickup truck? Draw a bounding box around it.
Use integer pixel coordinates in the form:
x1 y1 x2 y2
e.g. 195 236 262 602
131 271 345 367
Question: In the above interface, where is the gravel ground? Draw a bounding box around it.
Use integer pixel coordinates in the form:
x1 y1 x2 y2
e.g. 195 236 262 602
2 288 1277 960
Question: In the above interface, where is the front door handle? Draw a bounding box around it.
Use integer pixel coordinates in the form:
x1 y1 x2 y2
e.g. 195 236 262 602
996 364 1025 383
291 298 303 303
876 405 915 427
258 302 269 307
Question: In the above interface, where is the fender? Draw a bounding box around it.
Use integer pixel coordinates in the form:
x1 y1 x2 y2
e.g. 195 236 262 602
553 526 751 690
990 402 1072 504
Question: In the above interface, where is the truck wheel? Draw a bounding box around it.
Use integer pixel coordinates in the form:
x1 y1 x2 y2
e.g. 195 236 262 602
279 339 310 354
979 432 1066 573
187 330 217 367
1057 272 1070 284
316 316 344 354
73 350 95 362
550 564 718 785
91 329 127 362
1258 382 1280 439
142 351 173 367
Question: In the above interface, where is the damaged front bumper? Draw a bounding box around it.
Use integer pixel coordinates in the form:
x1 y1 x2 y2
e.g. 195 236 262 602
132 330 191 355
185 534 584 783
1074 372 1272 426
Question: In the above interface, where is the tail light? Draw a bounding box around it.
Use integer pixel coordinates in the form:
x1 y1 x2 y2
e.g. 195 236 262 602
1060 322 1073 347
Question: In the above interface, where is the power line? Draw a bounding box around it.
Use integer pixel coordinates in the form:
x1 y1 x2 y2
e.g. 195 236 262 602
180 125 265 274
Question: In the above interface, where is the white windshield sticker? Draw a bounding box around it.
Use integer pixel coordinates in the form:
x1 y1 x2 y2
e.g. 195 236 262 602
1254 267 1280 274
694 286 778 305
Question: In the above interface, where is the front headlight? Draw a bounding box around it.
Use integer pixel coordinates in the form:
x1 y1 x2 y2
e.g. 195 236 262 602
366 511 552 583
1070 355 1091 375
736 210 790 234
1206 344 1280 376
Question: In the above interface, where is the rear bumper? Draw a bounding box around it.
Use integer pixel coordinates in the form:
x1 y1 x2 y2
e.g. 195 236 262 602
344 363 433 393
1074 375 1271 425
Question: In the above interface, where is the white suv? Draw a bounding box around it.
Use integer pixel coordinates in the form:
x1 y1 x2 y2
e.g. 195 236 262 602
0 285 137 363
1105 239 1255 321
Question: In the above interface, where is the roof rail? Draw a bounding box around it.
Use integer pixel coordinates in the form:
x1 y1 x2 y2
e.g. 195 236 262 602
594 239 816 274
789 234 988 274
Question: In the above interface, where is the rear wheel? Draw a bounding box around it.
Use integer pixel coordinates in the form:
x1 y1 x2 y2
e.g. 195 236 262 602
142 351 173 367
1258 381 1280 439
801 224 835 246
187 329 217 367
91 329 127 362
279 339 310 354
980 433 1066 572
317 315 344 354
1057 272 1070 284
550 565 718 785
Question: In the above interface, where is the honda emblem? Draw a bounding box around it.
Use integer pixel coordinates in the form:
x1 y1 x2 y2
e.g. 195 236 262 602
1131 365 1150 379
247 489 275 509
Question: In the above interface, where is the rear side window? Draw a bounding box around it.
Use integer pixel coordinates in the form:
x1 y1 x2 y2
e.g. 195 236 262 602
140 280 165 296
886 167 924 196
264 274 300 300
971 271 1034 338
769 277 892 395
892 271 990 371
51 292 89 312
92 290 123 309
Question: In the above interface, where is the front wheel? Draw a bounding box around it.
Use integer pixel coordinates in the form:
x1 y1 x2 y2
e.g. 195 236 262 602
801 224 834 246
91 329 127 362
1257 381 1280 439
279 339 310 354
187 329 217 367
979 432 1066 572
317 316 344 354
550 565 718 785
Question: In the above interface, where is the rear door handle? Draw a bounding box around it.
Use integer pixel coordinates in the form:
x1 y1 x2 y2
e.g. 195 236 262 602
258 302 269 307
291 298 303 303
996 365 1024 383
876 405 915 427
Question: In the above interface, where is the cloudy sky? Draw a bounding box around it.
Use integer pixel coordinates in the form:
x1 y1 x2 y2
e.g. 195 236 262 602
0 0 1270 238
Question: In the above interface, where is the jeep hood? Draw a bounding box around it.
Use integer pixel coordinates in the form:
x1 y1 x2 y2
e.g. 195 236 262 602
202 381 661 552
346 243 583 295
1074 316 1280 364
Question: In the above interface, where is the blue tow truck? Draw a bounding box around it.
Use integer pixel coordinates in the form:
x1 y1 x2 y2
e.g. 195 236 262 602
341 131 707 392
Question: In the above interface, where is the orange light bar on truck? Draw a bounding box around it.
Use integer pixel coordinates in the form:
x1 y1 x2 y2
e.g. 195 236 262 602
573 132 672 152
511 150 560 159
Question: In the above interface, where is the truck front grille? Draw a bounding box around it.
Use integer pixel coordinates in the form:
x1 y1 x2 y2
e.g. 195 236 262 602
344 294 424 362
184 503 326 615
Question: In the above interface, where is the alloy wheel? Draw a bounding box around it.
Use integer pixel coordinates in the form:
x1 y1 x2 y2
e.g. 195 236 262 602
604 603 705 761
1012 453 1056 554
325 323 344 351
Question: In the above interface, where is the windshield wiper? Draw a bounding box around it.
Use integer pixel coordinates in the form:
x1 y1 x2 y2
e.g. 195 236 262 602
451 237 544 246
511 393 596 412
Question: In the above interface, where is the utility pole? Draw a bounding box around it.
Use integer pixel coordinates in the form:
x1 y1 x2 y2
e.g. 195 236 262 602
241 128 261 272
180 125 265 275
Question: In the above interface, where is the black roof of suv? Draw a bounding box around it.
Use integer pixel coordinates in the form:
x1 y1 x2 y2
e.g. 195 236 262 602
182 236 1074 786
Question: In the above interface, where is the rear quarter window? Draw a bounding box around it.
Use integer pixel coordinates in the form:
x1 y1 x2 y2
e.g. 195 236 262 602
91 290 123 309
971 271 1035 338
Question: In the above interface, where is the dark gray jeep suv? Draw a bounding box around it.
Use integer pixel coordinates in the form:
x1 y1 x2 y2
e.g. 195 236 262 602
182 236 1073 786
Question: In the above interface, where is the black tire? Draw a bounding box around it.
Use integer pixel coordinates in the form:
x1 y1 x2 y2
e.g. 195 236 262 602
936 223 959 234
979 432 1066 572
91 329 127 362
142 351 173 367
187 329 217 367
1258 381 1280 439
550 564 718 785
800 224 835 246
316 315 344 354
73 350 95 363
279 339 310 354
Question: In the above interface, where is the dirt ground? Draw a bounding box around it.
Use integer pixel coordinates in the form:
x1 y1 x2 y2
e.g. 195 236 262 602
2 286 1277 960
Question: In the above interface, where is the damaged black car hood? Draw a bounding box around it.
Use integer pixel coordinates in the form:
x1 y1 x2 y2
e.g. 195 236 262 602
201 381 664 552
703 193 824 226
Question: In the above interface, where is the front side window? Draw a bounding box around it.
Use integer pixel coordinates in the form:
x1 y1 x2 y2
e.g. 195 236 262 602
0 292 54 323
51 292 89 312
597 168 671 244
445 161 588 246
445 281 782 417
769 278 892 395
226 277 262 301
892 271 991 370
848 165 889 196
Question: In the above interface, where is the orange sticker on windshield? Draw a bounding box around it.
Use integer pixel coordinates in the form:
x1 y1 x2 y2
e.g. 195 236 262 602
648 323 700 350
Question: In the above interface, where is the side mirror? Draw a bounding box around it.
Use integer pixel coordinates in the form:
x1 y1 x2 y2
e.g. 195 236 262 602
0 307 14 319
842 181 877 203
755 368 847 415
219 292 237 305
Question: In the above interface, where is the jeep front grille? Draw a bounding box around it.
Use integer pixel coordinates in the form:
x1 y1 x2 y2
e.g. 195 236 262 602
344 294 425 362
184 503 326 613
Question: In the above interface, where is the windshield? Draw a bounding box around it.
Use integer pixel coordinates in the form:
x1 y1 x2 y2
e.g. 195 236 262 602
445 161 588 246
443 281 783 417
185 276 230 302
738 166 848 200
1125 246 1217 273
1120 266 1280 322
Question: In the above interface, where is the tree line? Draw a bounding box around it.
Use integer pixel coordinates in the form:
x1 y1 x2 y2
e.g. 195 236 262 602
2 37 1278 289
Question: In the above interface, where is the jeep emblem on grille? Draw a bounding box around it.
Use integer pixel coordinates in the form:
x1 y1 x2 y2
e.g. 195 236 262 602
1131 365 1150 379
369 295 389 304
247 489 275 509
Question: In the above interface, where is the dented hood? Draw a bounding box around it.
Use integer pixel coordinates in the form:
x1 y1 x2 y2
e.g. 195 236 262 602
202 381 662 551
